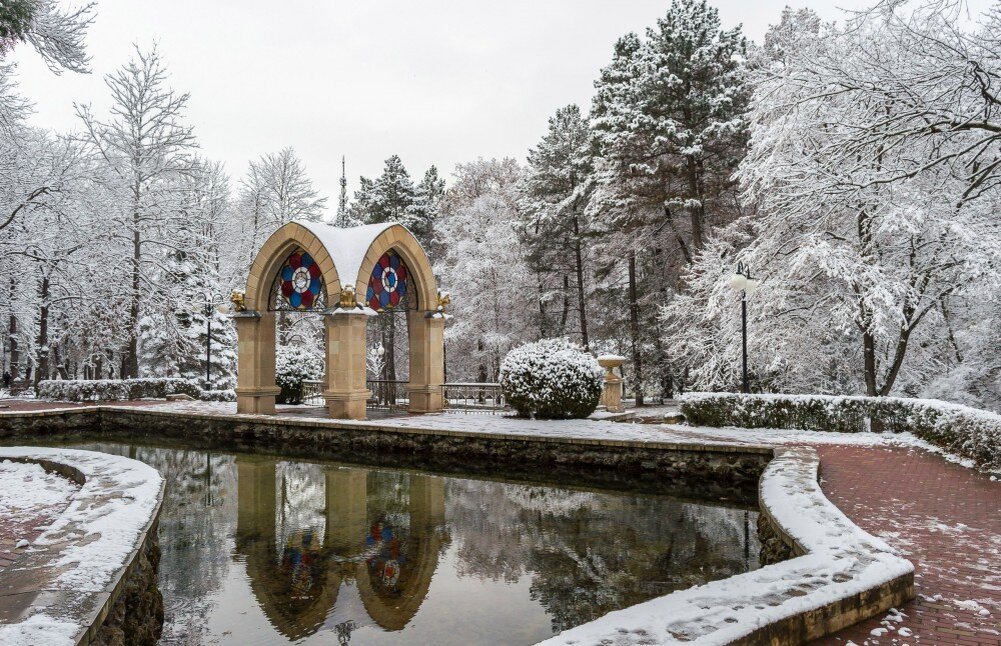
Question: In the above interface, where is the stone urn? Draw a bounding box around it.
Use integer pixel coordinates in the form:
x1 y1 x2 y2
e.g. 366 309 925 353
596 354 625 413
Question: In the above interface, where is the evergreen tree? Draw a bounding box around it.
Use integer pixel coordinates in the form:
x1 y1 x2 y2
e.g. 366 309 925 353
518 104 593 347
413 165 445 250
587 0 751 401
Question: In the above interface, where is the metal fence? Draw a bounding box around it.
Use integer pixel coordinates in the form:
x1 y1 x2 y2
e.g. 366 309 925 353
301 379 324 405
300 379 510 414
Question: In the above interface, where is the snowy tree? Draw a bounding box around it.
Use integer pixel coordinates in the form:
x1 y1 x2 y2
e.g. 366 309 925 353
0 0 94 74
666 2 1001 399
518 104 593 347
435 158 534 381
76 45 198 378
351 155 441 250
585 0 751 401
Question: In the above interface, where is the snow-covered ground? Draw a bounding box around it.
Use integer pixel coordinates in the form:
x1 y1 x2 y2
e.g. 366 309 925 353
0 448 164 646
0 460 78 522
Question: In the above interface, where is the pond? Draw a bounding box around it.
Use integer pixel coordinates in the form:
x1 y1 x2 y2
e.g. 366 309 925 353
66 441 760 645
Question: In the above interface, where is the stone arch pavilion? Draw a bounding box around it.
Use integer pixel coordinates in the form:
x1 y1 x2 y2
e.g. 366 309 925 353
234 220 446 420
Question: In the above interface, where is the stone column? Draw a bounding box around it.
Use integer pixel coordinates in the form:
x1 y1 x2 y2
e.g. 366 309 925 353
598 354 625 413
406 310 444 414
324 311 371 419
324 469 368 554
235 311 281 414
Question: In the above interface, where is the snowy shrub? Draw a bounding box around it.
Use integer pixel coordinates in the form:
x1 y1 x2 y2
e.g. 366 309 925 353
681 393 1001 471
37 378 201 402
499 338 603 419
199 389 236 402
275 345 324 404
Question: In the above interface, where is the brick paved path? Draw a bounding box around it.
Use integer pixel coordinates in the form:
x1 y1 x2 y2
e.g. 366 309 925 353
816 445 1001 645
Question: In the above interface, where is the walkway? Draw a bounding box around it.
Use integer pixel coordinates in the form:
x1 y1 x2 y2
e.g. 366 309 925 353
816 444 1000 645
0 459 78 573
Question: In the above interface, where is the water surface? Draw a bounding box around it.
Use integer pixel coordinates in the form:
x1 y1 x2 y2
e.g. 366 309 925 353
69 441 759 645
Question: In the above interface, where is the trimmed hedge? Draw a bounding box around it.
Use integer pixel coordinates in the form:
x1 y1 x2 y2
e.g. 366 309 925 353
199 389 236 402
38 378 202 402
681 392 1001 471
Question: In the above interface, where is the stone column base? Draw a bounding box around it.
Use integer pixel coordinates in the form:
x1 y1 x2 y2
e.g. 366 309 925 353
406 384 444 414
236 386 282 415
324 390 372 420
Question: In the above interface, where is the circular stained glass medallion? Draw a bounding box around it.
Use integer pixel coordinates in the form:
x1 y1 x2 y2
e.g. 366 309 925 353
366 251 409 311
279 251 322 309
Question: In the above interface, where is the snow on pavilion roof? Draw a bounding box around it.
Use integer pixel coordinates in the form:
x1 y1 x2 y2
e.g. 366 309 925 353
294 219 395 288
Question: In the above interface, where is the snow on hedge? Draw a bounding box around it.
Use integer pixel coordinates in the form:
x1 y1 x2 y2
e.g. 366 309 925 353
0 447 163 646
499 338 604 419
37 377 201 402
540 446 913 645
681 392 1001 471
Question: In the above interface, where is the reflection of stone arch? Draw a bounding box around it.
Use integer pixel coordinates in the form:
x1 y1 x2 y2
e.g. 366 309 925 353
235 220 445 419
236 460 448 638
355 476 446 631
235 456 344 640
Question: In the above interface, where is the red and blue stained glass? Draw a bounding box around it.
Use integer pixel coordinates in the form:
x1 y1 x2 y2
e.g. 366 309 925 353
366 251 409 311
276 249 323 310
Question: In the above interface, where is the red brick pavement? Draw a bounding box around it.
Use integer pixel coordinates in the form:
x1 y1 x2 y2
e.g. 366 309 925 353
815 445 1001 645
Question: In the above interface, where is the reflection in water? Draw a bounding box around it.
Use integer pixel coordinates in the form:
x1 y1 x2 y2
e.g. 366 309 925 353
71 442 758 645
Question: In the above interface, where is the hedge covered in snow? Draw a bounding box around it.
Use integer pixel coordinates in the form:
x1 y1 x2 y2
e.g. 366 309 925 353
275 345 324 404
198 388 236 402
499 338 603 419
681 392 1001 470
37 378 202 402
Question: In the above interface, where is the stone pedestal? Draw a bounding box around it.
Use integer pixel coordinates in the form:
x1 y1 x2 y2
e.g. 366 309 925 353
234 311 281 414
406 311 445 414
597 354 625 413
324 311 371 420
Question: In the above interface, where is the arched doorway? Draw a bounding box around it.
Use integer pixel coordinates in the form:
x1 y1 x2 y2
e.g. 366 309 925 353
235 220 446 419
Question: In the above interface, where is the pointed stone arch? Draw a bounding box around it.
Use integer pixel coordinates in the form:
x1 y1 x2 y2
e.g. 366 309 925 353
235 220 445 419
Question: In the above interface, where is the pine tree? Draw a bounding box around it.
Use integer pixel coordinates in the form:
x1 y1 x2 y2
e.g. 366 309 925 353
412 165 445 250
518 104 593 348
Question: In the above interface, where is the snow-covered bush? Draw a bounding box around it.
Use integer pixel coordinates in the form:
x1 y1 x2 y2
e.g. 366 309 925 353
499 338 603 419
681 393 1001 471
275 345 324 404
37 378 201 402
199 389 236 402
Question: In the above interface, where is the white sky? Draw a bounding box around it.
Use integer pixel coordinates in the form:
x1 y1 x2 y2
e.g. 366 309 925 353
8 0 985 205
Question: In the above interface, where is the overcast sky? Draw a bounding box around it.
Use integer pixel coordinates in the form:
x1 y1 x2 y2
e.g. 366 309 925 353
8 0 970 206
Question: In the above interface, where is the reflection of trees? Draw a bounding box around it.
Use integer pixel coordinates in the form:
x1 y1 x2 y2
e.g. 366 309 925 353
446 479 757 633
81 443 238 645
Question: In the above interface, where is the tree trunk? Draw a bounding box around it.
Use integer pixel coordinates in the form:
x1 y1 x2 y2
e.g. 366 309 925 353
862 328 878 397
127 220 141 378
7 277 18 380
628 252 644 406
35 274 50 387
572 214 589 349
686 157 705 250
560 275 569 334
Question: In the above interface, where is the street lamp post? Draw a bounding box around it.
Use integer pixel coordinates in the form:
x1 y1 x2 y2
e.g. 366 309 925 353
728 262 758 394
194 291 225 388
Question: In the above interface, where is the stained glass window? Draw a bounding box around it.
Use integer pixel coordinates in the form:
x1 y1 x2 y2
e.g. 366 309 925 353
366 250 409 311
270 248 326 311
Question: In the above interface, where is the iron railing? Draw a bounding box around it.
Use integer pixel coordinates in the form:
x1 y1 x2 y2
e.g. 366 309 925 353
301 379 324 405
443 382 507 413
300 379 510 414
